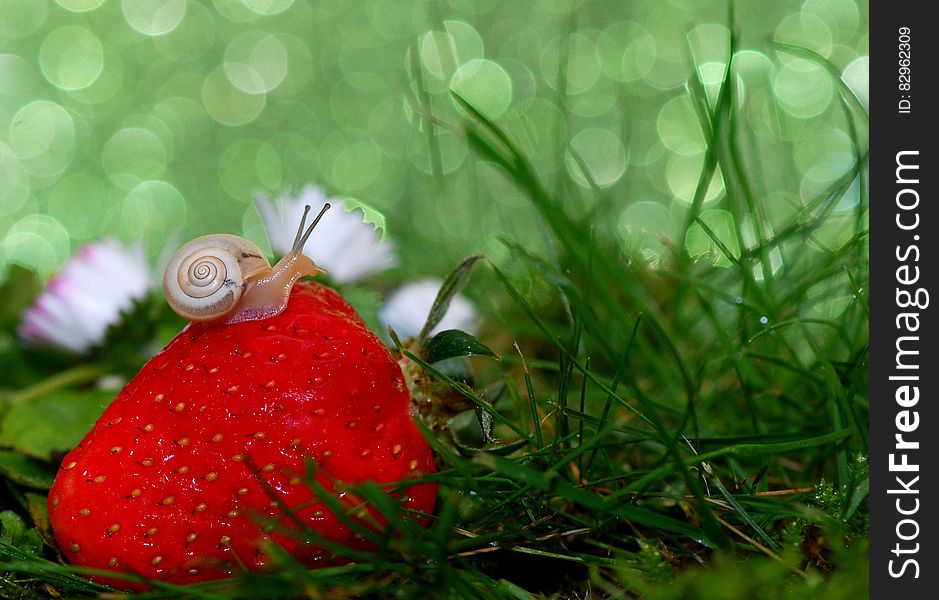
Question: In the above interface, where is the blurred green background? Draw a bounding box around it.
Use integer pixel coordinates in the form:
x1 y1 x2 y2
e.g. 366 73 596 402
0 4 871 595
0 0 867 281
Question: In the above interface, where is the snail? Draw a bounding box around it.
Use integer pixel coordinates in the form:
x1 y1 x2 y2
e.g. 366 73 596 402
163 203 331 324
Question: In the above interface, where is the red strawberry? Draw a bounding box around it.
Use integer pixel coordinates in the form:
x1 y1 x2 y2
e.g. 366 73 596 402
48 281 437 589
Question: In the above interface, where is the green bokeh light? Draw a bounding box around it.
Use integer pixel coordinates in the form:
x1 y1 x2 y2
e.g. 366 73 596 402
55 0 107 12
224 31 289 94
201 66 266 126
597 21 656 83
242 0 296 16
0 0 868 280
803 0 859 38
219 139 268 200
773 60 834 118
566 128 626 189
66 48 124 105
120 180 187 248
0 0 49 40
843 56 869 110
408 129 467 175
213 0 263 23
667 153 724 206
775 13 834 65
153 0 216 62
122 0 187 37
4 214 70 276
450 59 513 119
39 26 104 91
620 200 677 263
657 96 706 156
330 140 382 192
47 173 115 240
0 54 39 97
9 101 76 179
793 128 856 182
102 128 168 189
685 209 740 268
0 142 31 215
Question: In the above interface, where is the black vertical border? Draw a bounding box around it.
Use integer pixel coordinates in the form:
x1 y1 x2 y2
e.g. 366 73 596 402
870 1 935 597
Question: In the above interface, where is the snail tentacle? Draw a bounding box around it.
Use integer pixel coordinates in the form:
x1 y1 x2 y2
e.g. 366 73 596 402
224 203 331 325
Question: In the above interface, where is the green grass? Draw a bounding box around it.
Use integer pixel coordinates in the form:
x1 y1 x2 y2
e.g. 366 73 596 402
0 10 868 600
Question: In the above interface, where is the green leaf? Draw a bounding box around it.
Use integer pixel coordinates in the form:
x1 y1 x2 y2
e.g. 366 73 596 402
708 474 781 552
449 408 492 453
0 390 111 461
402 348 530 441
843 476 869 523
0 511 42 557
341 197 389 238
0 451 56 490
476 453 715 547
421 329 496 364
0 539 112 593
494 578 538 600
417 254 483 343
0 511 27 543
95 295 165 370
483 438 530 456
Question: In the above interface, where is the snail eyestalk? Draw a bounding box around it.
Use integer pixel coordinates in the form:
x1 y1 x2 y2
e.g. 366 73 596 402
218 204 329 325
295 203 331 252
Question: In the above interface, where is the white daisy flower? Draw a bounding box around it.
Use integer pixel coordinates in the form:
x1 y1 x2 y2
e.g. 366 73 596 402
379 278 479 339
255 185 397 284
18 240 151 354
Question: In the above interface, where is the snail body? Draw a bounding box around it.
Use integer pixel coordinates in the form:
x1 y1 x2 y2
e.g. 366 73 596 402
163 204 330 324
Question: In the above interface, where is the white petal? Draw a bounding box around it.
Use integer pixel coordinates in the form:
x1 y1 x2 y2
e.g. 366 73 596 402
20 306 88 353
433 293 478 335
257 191 297 255
254 185 397 282
379 279 480 339
18 239 152 354
47 275 115 342
296 185 328 212
34 292 99 350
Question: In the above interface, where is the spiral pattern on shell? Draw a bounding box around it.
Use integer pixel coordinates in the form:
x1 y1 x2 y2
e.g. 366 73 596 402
182 254 226 299
163 235 271 322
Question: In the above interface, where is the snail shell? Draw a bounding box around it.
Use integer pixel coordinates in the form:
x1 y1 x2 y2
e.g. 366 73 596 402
163 234 271 322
